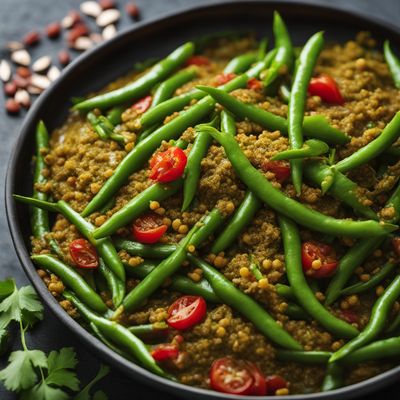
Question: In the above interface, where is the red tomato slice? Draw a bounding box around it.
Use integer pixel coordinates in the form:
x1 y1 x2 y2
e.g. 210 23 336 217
308 74 344 105
301 241 338 279
185 55 210 66
210 358 255 395
132 213 168 244
215 72 236 86
151 343 179 361
69 238 98 269
246 363 267 395
392 237 400 257
167 295 206 330
265 375 288 395
262 160 291 183
132 95 152 113
149 146 187 183
247 78 263 91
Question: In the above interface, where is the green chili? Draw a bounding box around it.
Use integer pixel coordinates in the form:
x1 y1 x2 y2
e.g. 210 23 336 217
74 42 195 110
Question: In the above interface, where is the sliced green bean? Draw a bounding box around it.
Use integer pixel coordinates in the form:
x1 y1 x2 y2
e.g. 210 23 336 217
335 112 400 173
211 191 261 254
224 53 257 74
248 255 263 280
188 255 302 350
87 112 109 140
74 42 195 110
63 290 171 379
272 139 329 160
288 31 324 194
197 86 350 145
151 67 198 107
122 209 223 312
32 255 108 313
93 179 182 239
279 215 359 339
304 160 377 220
330 275 400 362
263 11 294 87
384 40 400 88
341 262 397 296
203 127 396 238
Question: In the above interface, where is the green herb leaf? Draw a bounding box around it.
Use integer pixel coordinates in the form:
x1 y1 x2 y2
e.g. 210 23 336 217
20 383 70 400
0 329 9 356
74 364 110 400
0 279 15 301
0 285 43 329
0 349 47 391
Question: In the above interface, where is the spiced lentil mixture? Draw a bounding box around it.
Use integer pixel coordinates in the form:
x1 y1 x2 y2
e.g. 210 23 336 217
23 21 400 396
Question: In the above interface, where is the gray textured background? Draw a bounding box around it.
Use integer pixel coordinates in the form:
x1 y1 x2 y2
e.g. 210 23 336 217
1 0 399 399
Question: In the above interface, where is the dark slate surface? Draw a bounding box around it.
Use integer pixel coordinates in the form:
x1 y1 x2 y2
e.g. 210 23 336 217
0 0 399 399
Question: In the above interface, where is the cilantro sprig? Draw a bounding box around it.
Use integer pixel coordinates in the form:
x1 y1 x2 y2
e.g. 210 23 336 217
0 279 109 399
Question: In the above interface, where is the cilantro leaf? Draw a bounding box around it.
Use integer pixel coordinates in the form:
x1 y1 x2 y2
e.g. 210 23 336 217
0 285 43 329
0 279 15 301
45 348 79 391
20 382 70 400
0 328 9 356
74 364 110 400
0 349 47 391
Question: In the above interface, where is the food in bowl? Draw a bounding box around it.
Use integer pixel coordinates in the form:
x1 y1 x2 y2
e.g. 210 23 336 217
15 11 400 396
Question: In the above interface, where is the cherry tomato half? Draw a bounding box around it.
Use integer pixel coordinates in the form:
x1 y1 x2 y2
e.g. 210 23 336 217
151 343 179 362
247 77 263 91
132 213 168 244
185 55 210 66
149 146 187 183
391 236 400 257
215 72 236 86
262 160 291 183
301 241 338 279
69 238 98 269
210 358 267 396
265 375 288 395
167 295 207 330
132 95 152 113
308 74 344 105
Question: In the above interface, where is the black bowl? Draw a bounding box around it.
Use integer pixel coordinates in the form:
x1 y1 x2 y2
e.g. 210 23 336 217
5 1 400 399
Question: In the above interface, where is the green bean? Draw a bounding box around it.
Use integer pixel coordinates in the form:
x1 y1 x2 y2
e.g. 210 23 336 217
188 255 302 350
275 283 295 301
140 50 277 129
220 110 236 135
224 53 258 74
335 112 400 173
151 67 198 107
74 42 195 110
272 139 329 160
114 238 176 259
81 56 275 216
197 86 350 145
384 40 400 88
182 119 219 211
248 255 263 280
98 196 116 214
330 275 400 362
87 112 109 140
136 123 160 144
263 11 294 87
128 322 168 336
31 121 62 257
93 179 182 239
15 195 126 283
122 209 223 312
211 191 261 254
279 215 359 338
276 350 331 364
304 160 377 220
382 181 400 224
32 255 108 313
325 238 383 305
123 260 220 303
341 262 397 296
279 83 291 103
98 258 125 307
387 313 400 334
204 127 396 238
63 290 171 379
321 363 343 391
288 32 324 194
90 322 129 358
257 37 268 61
106 105 125 125
285 303 311 321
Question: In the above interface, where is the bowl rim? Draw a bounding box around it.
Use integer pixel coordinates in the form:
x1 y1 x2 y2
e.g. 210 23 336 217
5 1 400 399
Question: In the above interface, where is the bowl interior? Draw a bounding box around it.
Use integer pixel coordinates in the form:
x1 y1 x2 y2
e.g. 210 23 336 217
6 2 400 399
